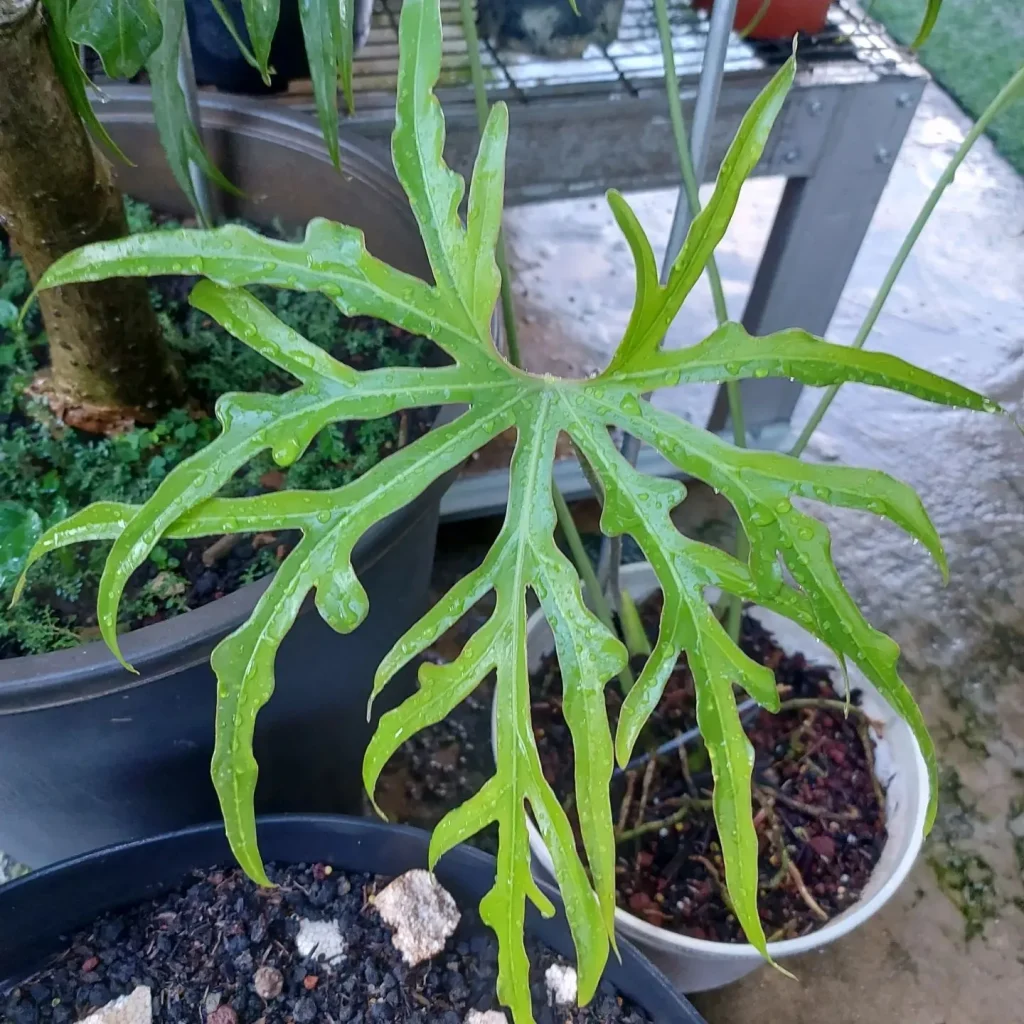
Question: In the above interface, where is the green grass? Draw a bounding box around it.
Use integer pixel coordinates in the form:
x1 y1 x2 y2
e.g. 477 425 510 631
869 0 1024 175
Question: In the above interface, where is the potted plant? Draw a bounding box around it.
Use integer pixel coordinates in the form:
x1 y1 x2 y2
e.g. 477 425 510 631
514 562 930 990
0 815 706 1023
12 0 1018 1017
0 0 455 867
694 0 942 44
694 0 832 40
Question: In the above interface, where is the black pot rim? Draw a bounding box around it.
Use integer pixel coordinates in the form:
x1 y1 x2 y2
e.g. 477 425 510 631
0 91 452 714
0 814 706 1023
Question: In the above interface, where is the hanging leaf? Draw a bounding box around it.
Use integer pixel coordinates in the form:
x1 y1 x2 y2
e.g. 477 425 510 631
25 0 1010 1017
297 0 342 170
41 0 131 161
146 0 240 224
207 0 262 72
67 0 162 78
239 0 279 83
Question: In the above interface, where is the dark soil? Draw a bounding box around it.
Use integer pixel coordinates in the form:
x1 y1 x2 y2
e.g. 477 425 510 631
532 593 888 944
0 200 441 659
2 863 652 1024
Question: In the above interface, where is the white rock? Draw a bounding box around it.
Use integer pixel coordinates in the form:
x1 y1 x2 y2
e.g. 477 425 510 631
465 1012 507 1024
373 868 461 966
295 917 347 963
544 963 578 1007
81 986 152 1024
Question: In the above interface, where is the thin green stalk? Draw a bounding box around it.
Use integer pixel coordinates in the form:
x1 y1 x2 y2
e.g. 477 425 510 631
653 0 747 640
457 0 632 689
494 242 521 367
790 62 1024 459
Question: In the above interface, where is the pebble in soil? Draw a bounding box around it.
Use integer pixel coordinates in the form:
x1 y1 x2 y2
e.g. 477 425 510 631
530 596 889 944
2 863 652 1024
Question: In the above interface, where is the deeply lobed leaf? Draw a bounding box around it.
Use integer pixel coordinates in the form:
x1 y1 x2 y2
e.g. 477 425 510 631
24 1 1008 1018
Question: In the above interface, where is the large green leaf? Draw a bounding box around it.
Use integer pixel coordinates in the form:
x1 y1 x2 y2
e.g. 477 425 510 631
25 0 1009 1018
67 0 162 78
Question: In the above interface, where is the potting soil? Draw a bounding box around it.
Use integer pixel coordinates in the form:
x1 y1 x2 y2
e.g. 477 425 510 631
2 863 652 1024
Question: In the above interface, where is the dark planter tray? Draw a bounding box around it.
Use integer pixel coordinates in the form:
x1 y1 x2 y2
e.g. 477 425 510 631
0 95 454 868
0 816 707 1022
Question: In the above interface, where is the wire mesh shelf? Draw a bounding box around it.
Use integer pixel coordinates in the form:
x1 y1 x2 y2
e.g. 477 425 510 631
329 0 919 111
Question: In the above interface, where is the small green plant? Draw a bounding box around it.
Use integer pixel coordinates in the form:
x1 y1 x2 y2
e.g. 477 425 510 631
16 0 1012 1018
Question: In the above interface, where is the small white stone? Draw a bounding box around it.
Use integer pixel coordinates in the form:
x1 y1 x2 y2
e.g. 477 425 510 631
1009 812 1024 838
373 869 461 966
81 986 152 1024
544 963 577 1007
295 918 347 963
465 1012 507 1024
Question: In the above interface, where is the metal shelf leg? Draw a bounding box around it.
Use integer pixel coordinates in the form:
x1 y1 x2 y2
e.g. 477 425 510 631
706 77 927 443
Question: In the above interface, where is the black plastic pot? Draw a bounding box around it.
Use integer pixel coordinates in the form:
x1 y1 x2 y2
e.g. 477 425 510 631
0 95 452 868
478 0 626 57
0 815 707 1022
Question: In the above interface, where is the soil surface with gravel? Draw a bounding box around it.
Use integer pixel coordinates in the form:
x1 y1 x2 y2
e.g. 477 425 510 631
2 863 652 1024
532 600 888 944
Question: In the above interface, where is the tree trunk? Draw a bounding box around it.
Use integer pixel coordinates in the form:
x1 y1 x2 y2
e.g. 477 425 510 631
0 0 183 430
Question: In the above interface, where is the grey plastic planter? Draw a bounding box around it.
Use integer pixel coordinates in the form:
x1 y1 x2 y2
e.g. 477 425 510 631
0 93 454 868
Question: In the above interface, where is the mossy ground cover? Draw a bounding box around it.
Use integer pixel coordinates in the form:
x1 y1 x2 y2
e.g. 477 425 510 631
0 200 436 659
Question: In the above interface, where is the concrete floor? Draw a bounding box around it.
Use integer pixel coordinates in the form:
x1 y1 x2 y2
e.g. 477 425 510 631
503 82 1024 1022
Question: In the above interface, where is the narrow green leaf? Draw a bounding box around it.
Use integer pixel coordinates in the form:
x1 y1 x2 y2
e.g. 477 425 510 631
466 103 509 334
146 0 239 222
337 0 355 115
67 0 162 78
207 0 261 71
532 535 626 943
41 0 131 161
34 220 501 368
298 0 342 170
911 0 942 48
369 552 501 713
240 0 279 82
605 189 659 352
618 321 1008 418
190 281 358 384
212 531 321 885
391 0 507 343
606 55 796 372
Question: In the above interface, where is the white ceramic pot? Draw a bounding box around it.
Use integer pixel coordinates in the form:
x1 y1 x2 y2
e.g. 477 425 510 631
494 561 929 992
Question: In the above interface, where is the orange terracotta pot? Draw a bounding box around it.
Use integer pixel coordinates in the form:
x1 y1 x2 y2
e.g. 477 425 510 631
695 0 832 40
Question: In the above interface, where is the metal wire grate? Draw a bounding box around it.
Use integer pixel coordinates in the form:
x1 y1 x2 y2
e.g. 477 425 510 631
333 0 916 110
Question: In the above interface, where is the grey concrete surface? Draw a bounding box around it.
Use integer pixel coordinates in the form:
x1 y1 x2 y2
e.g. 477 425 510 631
504 81 1024 1022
